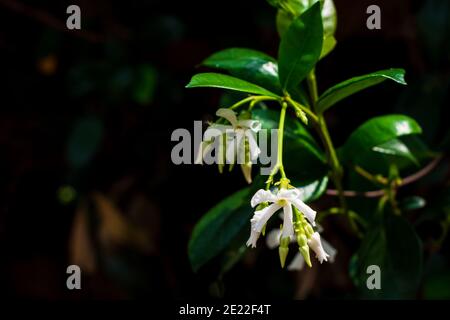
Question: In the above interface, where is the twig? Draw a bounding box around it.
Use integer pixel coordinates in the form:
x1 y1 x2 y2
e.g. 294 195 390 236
326 155 444 198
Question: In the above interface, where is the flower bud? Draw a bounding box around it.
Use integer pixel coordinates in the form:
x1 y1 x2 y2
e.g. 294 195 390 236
299 245 312 267
279 236 290 268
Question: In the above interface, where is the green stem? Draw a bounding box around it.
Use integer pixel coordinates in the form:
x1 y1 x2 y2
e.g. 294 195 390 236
229 95 279 110
277 102 288 179
265 102 288 189
306 70 359 235
285 96 319 124
307 69 319 105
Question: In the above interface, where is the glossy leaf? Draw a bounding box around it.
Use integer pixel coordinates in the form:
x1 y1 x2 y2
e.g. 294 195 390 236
186 73 280 98
275 0 337 58
351 214 423 298
320 35 336 58
297 176 329 202
274 0 337 37
188 187 253 272
372 138 419 166
340 115 422 165
317 69 407 113
278 2 323 92
201 48 282 94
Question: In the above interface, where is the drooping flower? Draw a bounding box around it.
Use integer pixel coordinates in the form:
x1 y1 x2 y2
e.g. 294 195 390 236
196 108 261 183
246 188 316 248
308 232 330 263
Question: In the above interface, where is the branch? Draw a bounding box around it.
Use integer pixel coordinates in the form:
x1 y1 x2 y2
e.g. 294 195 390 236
326 155 444 198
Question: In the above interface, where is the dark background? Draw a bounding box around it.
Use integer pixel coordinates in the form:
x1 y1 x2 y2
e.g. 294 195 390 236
0 0 448 299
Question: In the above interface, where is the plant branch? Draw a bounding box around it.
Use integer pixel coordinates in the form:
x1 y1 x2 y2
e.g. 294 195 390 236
326 155 443 198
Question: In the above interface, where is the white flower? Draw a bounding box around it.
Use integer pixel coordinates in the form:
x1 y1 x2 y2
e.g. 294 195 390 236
246 188 317 248
308 232 330 263
196 108 261 183
265 228 337 270
199 108 261 162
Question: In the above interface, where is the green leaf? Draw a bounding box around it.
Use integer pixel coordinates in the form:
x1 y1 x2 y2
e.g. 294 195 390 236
351 214 423 298
340 114 422 165
278 2 323 92
186 73 280 98
320 35 336 58
202 48 282 94
275 0 337 57
372 138 419 166
275 0 336 37
297 176 329 202
188 187 253 272
317 69 407 113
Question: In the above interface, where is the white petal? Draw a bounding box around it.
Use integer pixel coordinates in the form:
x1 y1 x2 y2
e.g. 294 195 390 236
216 108 238 127
251 189 277 207
281 204 294 240
225 132 238 164
247 203 281 247
239 119 262 132
291 198 317 226
287 252 305 271
194 141 212 164
321 238 337 263
246 230 260 248
308 232 330 264
245 131 261 161
277 188 300 201
265 229 281 249
236 131 246 164
250 203 280 233
204 125 229 141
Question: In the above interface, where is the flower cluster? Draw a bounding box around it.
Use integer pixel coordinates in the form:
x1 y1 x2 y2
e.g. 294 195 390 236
196 106 335 269
247 185 333 268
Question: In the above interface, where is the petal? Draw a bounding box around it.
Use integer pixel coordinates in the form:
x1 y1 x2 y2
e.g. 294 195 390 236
225 132 238 164
321 238 337 263
277 188 300 201
194 141 212 164
204 125 229 140
250 203 281 233
308 232 330 264
235 131 245 164
239 120 262 132
245 131 261 161
265 229 282 249
291 198 317 226
281 204 295 240
216 108 238 127
246 230 260 248
240 163 252 184
287 252 305 271
251 189 277 207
